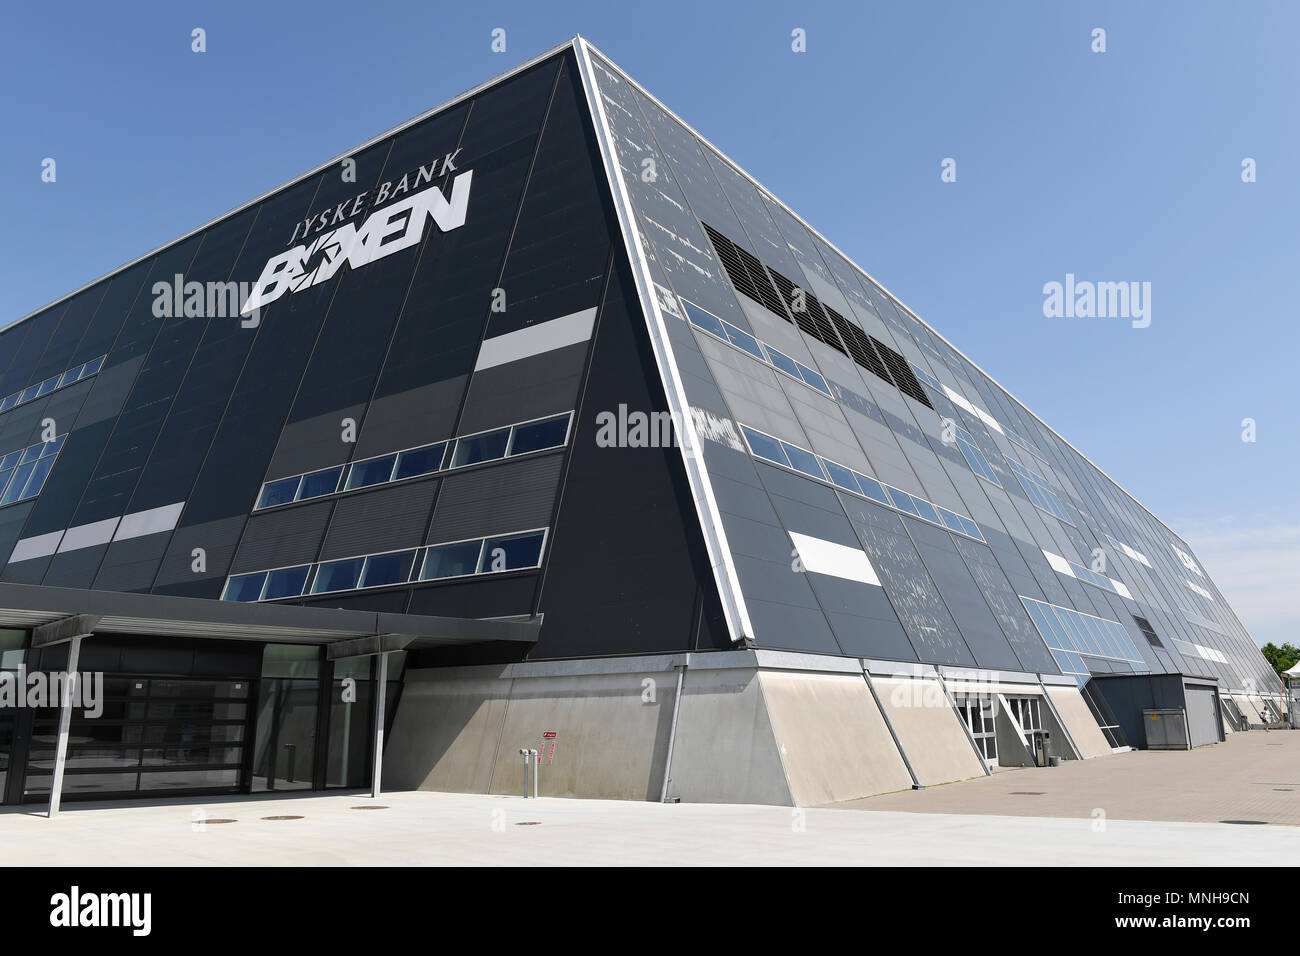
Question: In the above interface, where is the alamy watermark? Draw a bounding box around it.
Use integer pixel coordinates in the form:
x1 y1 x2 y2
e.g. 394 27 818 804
152 273 261 328
0 667 103 717
1042 273 1151 328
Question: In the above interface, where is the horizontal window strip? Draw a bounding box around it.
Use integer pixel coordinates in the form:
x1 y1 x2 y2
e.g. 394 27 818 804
254 412 573 511
737 422 985 543
222 528 549 602
0 355 106 414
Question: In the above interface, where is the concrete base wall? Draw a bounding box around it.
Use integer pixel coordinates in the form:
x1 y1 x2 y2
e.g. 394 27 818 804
758 671 913 805
383 651 1113 806
871 676 985 785
1046 685 1114 758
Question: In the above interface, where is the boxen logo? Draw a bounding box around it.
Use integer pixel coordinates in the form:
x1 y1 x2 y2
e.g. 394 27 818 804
241 168 473 315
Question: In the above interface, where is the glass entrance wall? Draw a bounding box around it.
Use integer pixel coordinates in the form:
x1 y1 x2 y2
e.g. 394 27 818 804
954 693 998 764
251 645 320 792
24 676 250 798
0 629 27 798
325 651 406 789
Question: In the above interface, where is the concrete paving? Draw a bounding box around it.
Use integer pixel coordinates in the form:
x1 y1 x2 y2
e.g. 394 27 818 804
2 730 1295 866
0 788 1294 866
835 729 1300 825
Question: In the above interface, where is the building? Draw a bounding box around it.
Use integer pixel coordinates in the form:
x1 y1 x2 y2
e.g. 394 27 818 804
0 39 1280 811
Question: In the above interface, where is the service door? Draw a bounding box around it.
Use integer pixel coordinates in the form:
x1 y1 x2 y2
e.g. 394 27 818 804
1184 684 1221 747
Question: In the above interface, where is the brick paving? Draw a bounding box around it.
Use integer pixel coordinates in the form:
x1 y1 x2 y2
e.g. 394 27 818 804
832 728 1300 825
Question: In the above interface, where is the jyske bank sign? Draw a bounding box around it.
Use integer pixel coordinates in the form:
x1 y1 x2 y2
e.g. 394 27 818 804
241 156 472 315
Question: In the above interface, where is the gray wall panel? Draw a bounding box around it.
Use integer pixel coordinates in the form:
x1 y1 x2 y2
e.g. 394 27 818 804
320 478 440 559
231 501 333 572
427 454 562 543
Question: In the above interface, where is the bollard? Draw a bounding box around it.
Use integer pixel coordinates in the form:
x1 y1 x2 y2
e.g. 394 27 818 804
518 748 538 797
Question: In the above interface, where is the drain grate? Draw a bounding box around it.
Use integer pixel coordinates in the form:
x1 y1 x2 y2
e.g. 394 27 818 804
202 819 237 824
1008 791 1045 796
515 821 541 826
262 815 304 821
1221 819 1268 825
350 805 388 810
1275 789 1294 792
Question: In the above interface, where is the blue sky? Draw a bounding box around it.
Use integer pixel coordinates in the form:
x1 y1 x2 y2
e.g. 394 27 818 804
2 1 1296 646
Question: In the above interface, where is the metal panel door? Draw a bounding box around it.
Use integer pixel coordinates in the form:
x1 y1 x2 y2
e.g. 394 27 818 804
1184 684 1221 747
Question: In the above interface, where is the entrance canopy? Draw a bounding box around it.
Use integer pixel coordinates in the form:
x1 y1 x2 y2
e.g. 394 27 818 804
0 581 541 651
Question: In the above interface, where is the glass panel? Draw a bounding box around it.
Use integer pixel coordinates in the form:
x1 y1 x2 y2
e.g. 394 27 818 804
309 557 365 594
359 550 416 588
508 415 570 456
0 394 17 411
393 442 446 480
740 426 789 466
35 376 59 397
763 345 802 378
821 459 859 492
257 476 301 509
251 678 318 792
19 456 56 499
682 300 726 338
886 486 920 515
0 450 22 470
911 497 942 524
19 444 44 464
262 565 310 600
781 442 825 479
297 466 343 500
938 508 966 533
853 472 891 505
57 367 83 387
39 434 66 457
796 363 832 395
344 454 397 491
0 462 37 505
18 385 39 404
420 539 484 580
451 428 510 467
82 355 106 375
958 516 983 540
722 322 765 360
223 572 267 602
479 531 545 572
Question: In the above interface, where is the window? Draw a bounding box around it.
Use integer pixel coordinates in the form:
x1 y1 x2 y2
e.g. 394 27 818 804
955 694 998 764
262 565 310 600
359 550 417 588
911 497 942 525
508 414 570 456
297 466 343 501
420 539 485 581
256 476 300 509
0 355 107 415
479 531 545 572
0 435 65 506
451 427 510 468
740 426 790 467
821 459 860 493
223 572 267 602
345 454 397 491
722 321 765 361
310 557 365 595
393 443 446 480
885 485 920 516
853 472 891 505
938 508 966 533
951 424 1001 485
780 441 825 480
1020 597 1147 673
1133 615 1163 648
762 344 802 379
1005 457 1072 523
682 300 727 338
795 362 833 397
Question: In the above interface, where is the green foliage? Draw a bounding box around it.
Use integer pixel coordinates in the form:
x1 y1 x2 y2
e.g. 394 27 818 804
1261 642 1300 677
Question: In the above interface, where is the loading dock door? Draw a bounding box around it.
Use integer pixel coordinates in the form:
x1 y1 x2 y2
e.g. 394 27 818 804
1184 684 1221 747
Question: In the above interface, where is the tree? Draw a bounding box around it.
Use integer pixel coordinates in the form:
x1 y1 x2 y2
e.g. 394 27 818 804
1260 642 1300 677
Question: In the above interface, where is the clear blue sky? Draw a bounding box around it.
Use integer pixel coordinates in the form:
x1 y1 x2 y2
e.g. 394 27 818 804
2 1 1296 645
